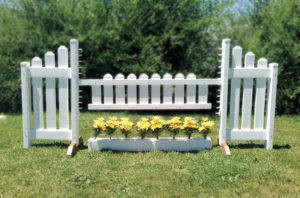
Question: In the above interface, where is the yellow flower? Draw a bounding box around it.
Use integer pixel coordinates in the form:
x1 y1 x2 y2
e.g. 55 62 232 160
202 117 209 122
137 118 151 131
119 118 133 132
183 117 198 129
150 116 165 131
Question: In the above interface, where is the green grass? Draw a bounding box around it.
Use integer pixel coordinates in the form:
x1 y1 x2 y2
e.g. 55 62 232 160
0 112 299 198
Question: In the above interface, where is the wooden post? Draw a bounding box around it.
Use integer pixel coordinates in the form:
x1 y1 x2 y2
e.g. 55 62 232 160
21 62 32 148
70 39 79 144
219 39 231 145
265 63 278 149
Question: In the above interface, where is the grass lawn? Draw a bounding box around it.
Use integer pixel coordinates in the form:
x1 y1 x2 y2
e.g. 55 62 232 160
0 112 299 198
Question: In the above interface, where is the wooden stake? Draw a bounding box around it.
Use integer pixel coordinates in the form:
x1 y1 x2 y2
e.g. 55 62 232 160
66 136 84 157
220 142 231 156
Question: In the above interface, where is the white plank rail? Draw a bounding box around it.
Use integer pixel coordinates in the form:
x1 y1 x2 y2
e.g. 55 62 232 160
229 46 242 129
254 58 268 129
32 57 44 130
228 68 271 78
115 74 125 104
186 73 196 104
151 73 161 104
127 74 137 104
226 129 267 140
29 67 71 78
139 73 149 104
103 74 113 104
58 46 69 129
241 52 255 129
45 52 56 129
175 73 184 104
30 129 72 140
163 73 172 104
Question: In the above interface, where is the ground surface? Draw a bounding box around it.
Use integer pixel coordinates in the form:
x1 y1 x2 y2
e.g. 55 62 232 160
0 112 299 198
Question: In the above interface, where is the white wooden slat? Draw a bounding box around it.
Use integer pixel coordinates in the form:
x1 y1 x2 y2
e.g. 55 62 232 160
88 103 212 110
103 74 113 104
139 74 149 104
58 45 69 129
45 52 56 129
229 68 271 78
163 73 172 104
175 73 184 104
92 86 101 104
31 129 72 140
28 67 71 78
127 74 137 104
151 73 161 104
115 74 125 104
254 58 268 129
229 46 242 129
186 73 196 104
241 52 255 129
226 129 267 140
32 57 44 129
198 86 208 103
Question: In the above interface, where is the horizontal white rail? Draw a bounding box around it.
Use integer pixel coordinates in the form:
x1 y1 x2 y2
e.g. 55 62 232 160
226 129 267 140
28 67 71 78
79 78 221 86
30 129 72 140
88 103 212 110
229 68 271 78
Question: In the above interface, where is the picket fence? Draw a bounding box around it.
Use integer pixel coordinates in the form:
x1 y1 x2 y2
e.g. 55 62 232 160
20 39 278 149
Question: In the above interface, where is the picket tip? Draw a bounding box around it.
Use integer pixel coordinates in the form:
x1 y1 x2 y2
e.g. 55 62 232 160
45 51 54 56
258 57 267 63
58 45 67 50
70 39 78 44
269 62 279 68
20 61 29 67
233 46 242 50
245 52 255 57
223 38 231 43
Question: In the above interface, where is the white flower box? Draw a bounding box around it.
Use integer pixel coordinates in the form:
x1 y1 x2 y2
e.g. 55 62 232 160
88 137 212 152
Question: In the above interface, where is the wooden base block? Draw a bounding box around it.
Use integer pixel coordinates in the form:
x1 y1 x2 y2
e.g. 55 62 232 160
220 142 231 156
78 136 84 146
66 142 77 157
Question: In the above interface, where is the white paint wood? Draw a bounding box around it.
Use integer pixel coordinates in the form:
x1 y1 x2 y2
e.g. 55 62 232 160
265 63 278 149
254 58 267 129
229 68 271 78
229 46 242 129
32 57 44 129
175 73 184 104
58 45 69 129
29 67 71 78
198 86 208 103
103 74 113 104
219 39 231 145
139 74 149 104
31 129 72 140
88 103 212 110
241 52 255 129
226 129 267 140
151 73 161 104
127 74 137 104
21 62 32 148
45 52 56 129
186 73 196 104
163 73 172 104
115 74 125 104
92 86 101 104
70 39 79 144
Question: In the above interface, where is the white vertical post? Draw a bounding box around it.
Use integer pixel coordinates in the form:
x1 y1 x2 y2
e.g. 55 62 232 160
127 74 137 104
45 52 56 129
151 73 161 104
219 39 230 145
70 39 79 144
92 86 102 104
175 73 184 104
163 73 172 104
21 62 32 148
186 73 196 104
115 73 125 104
265 63 278 149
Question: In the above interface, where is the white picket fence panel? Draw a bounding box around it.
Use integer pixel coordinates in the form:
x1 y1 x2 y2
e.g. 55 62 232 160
20 38 278 149
20 39 79 148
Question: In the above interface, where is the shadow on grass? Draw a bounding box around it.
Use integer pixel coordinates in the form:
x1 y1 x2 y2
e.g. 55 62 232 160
96 149 207 154
32 142 69 148
230 143 291 149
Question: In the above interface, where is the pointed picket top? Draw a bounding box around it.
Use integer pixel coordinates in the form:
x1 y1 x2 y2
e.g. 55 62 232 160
257 58 268 68
103 73 113 79
32 57 42 67
232 46 242 68
45 51 55 67
115 73 125 80
175 73 184 79
151 73 160 79
245 52 255 68
127 73 136 80
139 73 149 79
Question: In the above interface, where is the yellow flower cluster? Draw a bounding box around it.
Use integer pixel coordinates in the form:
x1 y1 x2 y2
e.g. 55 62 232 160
136 118 151 131
198 117 214 132
167 117 184 130
106 117 119 129
183 117 198 129
150 116 165 131
93 117 106 131
119 118 134 132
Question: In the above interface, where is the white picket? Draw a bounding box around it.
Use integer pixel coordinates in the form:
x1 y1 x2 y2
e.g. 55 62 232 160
175 73 184 104
45 52 56 129
127 74 137 104
198 86 208 103
139 74 149 104
92 86 101 104
104 74 113 104
163 73 172 104
58 46 69 129
115 74 125 104
151 73 161 104
254 58 267 129
241 52 255 129
32 57 44 129
229 46 242 129
186 73 196 104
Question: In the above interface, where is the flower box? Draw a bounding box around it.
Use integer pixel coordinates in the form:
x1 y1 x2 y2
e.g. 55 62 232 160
88 137 212 152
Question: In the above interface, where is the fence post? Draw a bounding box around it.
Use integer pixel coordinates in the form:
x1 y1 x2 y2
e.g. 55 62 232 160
21 62 32 148
219 39 231 145
265 63 278 149
70 39 79 144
